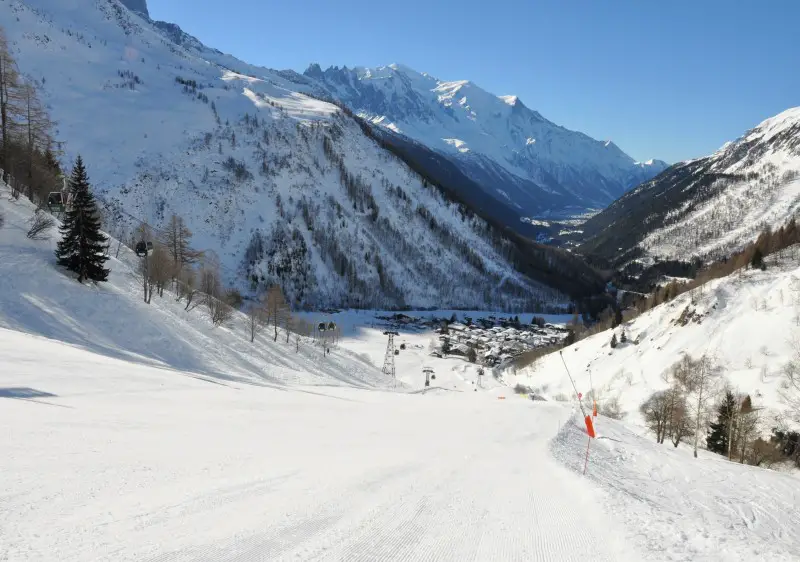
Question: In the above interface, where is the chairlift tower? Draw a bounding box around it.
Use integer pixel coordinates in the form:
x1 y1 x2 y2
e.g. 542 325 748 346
382 331 400 379
423 367 434 387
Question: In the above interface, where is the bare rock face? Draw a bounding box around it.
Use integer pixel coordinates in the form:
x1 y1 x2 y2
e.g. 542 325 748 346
119 0 149 18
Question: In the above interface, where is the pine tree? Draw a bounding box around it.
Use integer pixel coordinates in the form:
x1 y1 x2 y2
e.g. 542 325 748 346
706 390 737 455
610 333 618 348
751 247 765 270
55 156 109 283
612 307 623 328
441 336 451 355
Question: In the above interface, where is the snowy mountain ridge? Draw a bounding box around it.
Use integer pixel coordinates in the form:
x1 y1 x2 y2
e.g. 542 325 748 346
2 0 589 309
303 63 669 217
579 106 800 266
119 0 148 18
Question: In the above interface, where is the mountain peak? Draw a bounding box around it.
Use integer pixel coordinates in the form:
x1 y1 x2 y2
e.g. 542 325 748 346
499 95 519 106
304 62 323 78
119 0 149 18
750 106 800 142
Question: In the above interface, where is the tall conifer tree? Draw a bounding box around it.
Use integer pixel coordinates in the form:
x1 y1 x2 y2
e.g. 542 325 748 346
707 390 737 455
55 156 109 283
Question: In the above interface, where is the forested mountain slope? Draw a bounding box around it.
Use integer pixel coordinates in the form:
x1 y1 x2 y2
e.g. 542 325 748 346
1 0 605 309
579 107 800 267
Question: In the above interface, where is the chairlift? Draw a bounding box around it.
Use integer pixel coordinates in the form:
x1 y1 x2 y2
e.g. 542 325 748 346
47 191 65 213
135 240 154 257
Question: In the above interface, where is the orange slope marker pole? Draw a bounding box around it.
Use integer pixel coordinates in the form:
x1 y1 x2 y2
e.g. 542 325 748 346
583 434 592 475
560 351 596 476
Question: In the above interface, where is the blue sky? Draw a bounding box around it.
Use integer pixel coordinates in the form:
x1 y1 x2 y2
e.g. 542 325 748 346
149 0 799 164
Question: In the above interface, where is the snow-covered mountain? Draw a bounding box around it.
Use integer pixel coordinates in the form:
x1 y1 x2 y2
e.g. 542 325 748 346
579 107 800 266
1 0 605 309
302 63 668 218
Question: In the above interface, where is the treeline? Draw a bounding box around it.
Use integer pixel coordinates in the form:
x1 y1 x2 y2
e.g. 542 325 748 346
641 354 800 468
0 27 61 206
630 215 800 316
565 216 800 343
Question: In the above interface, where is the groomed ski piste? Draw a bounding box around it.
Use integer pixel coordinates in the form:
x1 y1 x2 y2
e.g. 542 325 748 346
2 189 799 561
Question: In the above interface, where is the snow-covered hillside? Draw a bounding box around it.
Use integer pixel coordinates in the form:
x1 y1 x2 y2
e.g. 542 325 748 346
3 178 800 561
580 107 800 266
1 0 563 309
303 63 668 216
0 183 391 389
512 252 800 433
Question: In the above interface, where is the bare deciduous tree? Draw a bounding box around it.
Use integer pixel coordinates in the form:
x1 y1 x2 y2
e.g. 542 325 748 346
209 294 233 327
680 354 723 458
245 304 266 343
147 243 173 298
0 28 24 183
736 396 760 464
264 285 290 342
781 337 800 424
177 267 202 311
641 390 670 443
20 82 55 201
160 213 203 284
135 223 155 303
26 209 54 240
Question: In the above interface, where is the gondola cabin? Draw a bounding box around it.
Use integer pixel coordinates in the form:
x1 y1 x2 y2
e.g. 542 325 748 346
135 241 154 257
47 192 65 213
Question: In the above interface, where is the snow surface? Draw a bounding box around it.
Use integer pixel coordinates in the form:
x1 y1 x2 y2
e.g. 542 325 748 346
553 412 800 561
2 188 800 561
1 327 636 562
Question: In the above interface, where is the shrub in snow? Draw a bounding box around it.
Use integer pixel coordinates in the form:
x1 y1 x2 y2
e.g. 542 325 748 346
600 395 624 420
27 211 55 240
514 383 532 395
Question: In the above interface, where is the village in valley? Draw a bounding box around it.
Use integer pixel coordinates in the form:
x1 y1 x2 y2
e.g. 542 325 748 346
372 312 571 367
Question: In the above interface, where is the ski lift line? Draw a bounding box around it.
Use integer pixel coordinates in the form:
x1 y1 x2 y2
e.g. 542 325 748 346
559 350 587 419
93 193 240 277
